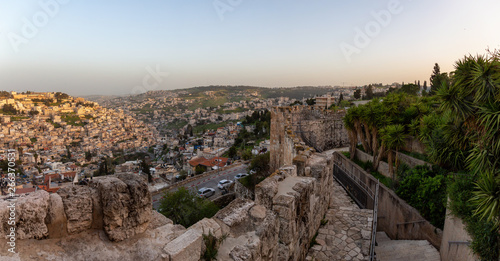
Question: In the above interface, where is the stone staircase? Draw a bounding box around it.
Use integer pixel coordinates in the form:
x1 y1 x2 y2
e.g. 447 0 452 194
375 231 440 261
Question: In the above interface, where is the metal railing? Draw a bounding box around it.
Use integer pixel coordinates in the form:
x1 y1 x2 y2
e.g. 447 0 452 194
448 241 470 247
369 181 379 261
333 164 375 208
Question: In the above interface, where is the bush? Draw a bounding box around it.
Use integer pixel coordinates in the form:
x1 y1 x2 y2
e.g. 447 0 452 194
248 152 270 174
396 165 447 229
448 174 500 260
159 187 219 228
201 231 227 261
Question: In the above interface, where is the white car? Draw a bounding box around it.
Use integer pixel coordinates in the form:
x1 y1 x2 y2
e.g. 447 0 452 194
234 173 249 180
218 179 233 189
197 187 215 198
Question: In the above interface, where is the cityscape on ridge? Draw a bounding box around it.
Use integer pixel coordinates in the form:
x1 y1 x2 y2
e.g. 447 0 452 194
0 1 499 260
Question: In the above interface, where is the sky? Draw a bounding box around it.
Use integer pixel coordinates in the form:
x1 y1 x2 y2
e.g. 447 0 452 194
1 0 499 96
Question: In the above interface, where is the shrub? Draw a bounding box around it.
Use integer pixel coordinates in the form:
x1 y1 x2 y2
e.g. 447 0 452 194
448 174 500 260
396 165 447 229
201 231 227 261
159 187 219 228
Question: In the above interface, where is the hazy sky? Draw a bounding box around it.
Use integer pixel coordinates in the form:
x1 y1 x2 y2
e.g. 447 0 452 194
1 0 499 96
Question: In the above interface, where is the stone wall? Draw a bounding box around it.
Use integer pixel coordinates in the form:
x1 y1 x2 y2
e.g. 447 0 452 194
270 106 348 172
355 149 432 178
234 180 255 200
0 173 151 243
440 204 478 261
332 152 443 249
355 149 390 177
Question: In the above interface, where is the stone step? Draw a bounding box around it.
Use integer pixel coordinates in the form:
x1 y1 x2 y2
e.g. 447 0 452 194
375 236 440 261
375 231 391 243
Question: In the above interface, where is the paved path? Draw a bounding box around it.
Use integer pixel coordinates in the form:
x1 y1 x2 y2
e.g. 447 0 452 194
306 180 373 261
375 231 440 261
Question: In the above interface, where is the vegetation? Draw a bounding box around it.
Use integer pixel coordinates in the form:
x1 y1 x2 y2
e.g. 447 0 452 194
1 104 18 115
201 231 227 261
396 165 447 228
239 152 271 191
158 187 219 228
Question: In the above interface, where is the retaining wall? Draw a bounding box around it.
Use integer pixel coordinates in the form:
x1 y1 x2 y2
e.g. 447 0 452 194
440 202 478 261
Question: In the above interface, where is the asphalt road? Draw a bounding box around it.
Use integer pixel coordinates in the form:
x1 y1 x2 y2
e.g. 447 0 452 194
152 163 248 209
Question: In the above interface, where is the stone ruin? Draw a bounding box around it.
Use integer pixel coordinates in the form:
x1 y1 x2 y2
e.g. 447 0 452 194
270 106 348 171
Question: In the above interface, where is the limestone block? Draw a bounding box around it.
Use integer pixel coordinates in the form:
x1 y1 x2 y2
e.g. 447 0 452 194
58 185 95 234
230 245 252 261
249 205 266 221
16 190 50 239
0 200 11 237
190 218 222 238
149 211 173 230
163 229 203 261
46 193 68 238
90 174 152 242
215 198 255 228
255 176 279 209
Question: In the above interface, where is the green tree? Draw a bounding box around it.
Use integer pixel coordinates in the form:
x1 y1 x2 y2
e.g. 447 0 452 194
241 149 252 160
186 124 194 137
305 98 316 106
140 158 152 183
429 63 449 95
381 124 407 181
248 152 270 175
158 187 219 227
353 89 361 99
337 93 344 105
228 146 237 159
364 85 374 100
195 165 206 175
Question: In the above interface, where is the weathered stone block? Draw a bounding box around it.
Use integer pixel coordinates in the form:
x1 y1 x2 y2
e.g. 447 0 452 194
163 228 203 261
58 185 95 234
46 192 68 238
16 190 50 239
190 218 222 238
90 174 152 242
215 198 254 229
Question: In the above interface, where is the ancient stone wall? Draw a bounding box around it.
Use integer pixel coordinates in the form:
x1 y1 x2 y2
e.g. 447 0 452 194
270 106 348 172
289 106 348 152
234 180 255 200
332 152 443 249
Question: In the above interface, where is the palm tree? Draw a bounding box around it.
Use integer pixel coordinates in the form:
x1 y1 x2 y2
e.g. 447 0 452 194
381 124 407 181
343 109 358 160
438 53 500 228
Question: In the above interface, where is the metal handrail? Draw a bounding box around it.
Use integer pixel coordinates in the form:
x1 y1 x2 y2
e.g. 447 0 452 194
448 241 470 247
335 163 375 199
369 180 379 261
396 220 427 226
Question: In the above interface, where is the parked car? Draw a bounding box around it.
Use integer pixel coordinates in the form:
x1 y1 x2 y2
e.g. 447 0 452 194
197 187 215 198
217 179 233 189
249 169 256 174
234 173 249 180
